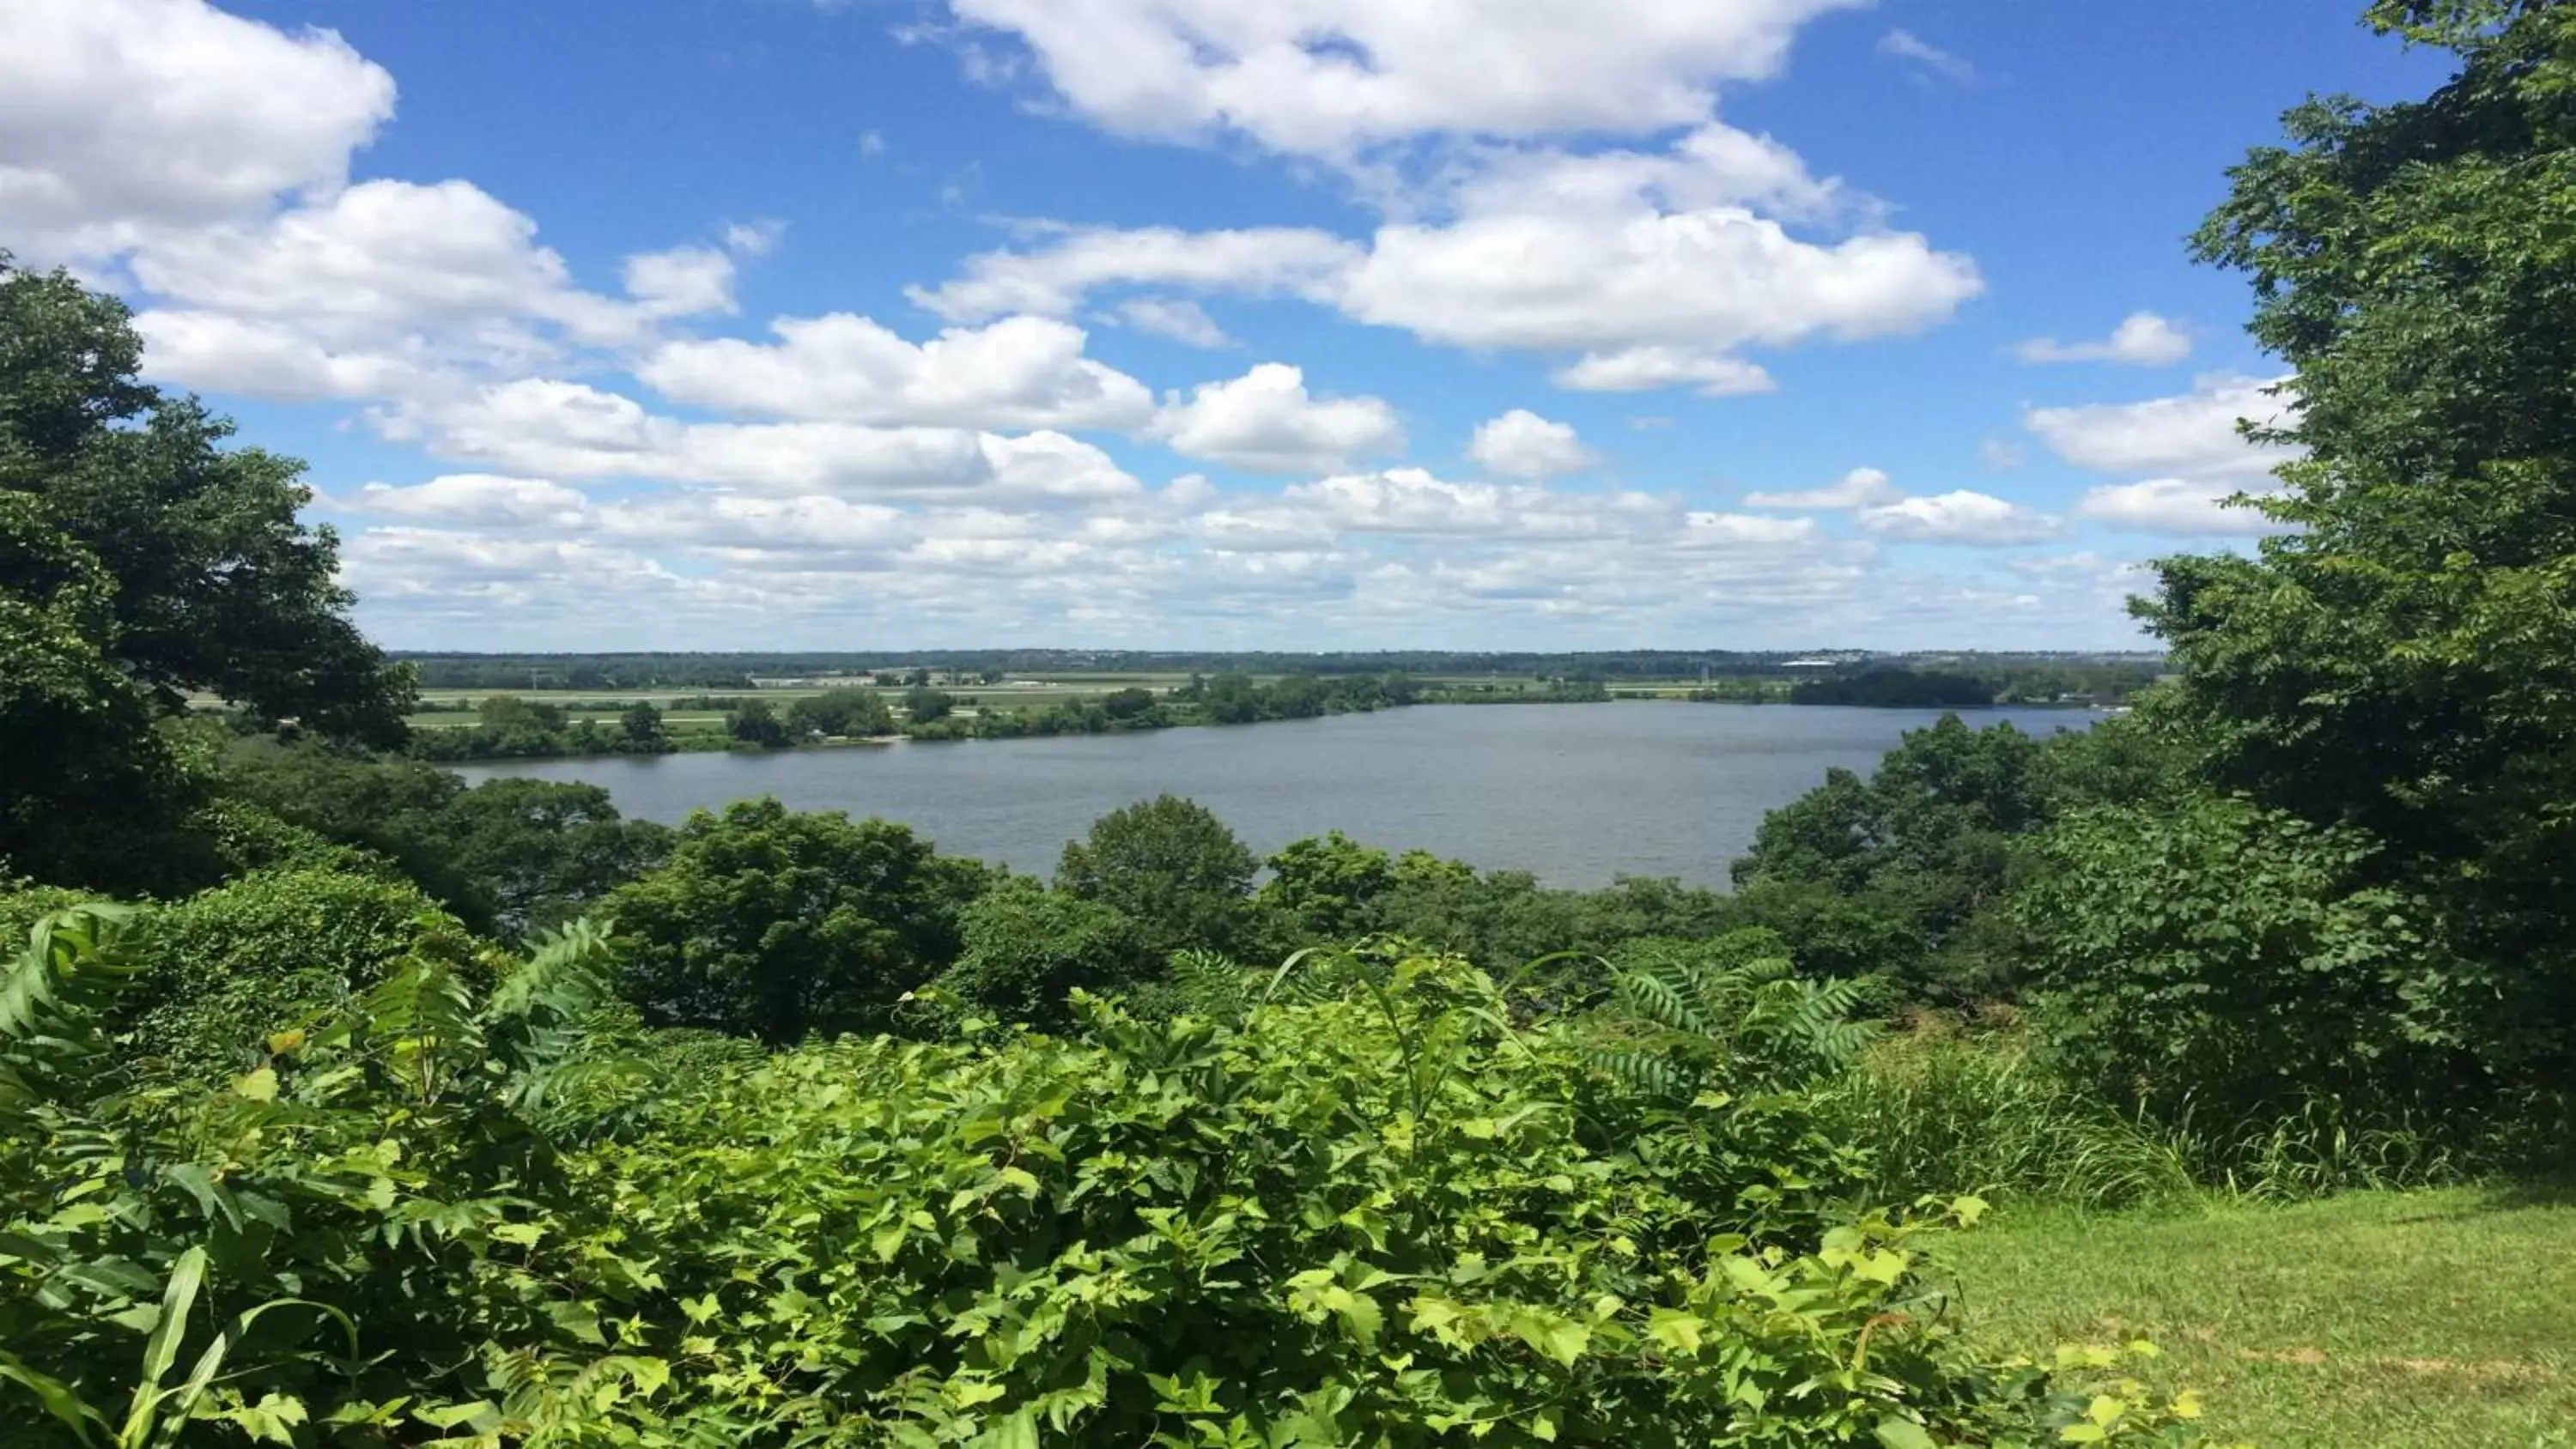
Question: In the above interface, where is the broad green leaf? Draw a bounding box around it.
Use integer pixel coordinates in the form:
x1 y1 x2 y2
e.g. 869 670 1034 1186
0 1349 105 1441
1646 1308 1704 1355
144 1251 204 1379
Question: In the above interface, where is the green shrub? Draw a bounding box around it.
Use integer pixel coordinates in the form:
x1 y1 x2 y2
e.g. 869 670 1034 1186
136 865 485 1082
1058 795 1258 958
3 920 2213 1447
558 949 2200 1445
1587 930 1880 1098
0 911 644 1447
931 879 1154 1028
0 879 91 947
4 864 480 1088
605 798 988 1042
2014 795 2474 1119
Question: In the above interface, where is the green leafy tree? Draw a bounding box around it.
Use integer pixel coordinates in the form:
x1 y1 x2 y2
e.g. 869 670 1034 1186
902 685 955 724
0 495 201 890
211 737 671 935
137 866 488 1084
1057 796 1257 957
605 798 987 1042
477 694 565 734
931 879 1153 1028
0 258 410 743
1100 686 1157 721
215 736 483 900
1257 831 1396 942
430 779 675 936
726 697 789 747
1267 672 1325 718
1348 850 1735 992
1787 670 1996 708
1730 716 2052 997
458 693 571 757
2136 0 2576 1088
0 262 411 890
787 686 895 737
620 699 666 746
1200 670 1263 724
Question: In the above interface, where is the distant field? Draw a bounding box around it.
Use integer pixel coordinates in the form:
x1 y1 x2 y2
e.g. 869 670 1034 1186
404 711 736 731
411 688 831 707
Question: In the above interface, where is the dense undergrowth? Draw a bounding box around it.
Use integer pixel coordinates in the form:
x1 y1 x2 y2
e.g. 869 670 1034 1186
2 915 2208 1448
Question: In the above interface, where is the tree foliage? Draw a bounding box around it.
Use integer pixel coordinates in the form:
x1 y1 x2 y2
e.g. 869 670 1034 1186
787 686 895 738
0 494 201 892
1259 831 1400 942
725 697 789 748
620 699 666 747
0 260 414 894
215 738 671 935
2128 0 2576 1098
1729 716 2073 997
0 259 410 743
2016 797 2481 1118
1057 795 1258 959
606 799 987 1042
932 879 1153 1028
0 913 2205 1446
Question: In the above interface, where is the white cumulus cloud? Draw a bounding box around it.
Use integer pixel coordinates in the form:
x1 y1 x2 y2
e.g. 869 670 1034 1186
385 378 1145 506
2075 478 2285 536
1148 363 1406 474
131 310 431 403
1108 297 1235 348
623 246 739 318
1855 489 2062 545
916 125 1978 395
1467 409 1595 479
2026 373 2297 477
935 0 1865 157
1552 348 1777 397
2016 311 2191 367
342 474 592 528
637 313 1154 431
0 0 395 263
1745 467 1899 509
910 226 1361 321
117 180 739 403
128 179 711 348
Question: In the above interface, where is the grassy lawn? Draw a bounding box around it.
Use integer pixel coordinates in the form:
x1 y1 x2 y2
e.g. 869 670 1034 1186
1939 1185 2576 1447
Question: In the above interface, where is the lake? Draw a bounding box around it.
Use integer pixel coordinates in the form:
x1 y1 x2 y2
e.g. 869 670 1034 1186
456 703 2093 888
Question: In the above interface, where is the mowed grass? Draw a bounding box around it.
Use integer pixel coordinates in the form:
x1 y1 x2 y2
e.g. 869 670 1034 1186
1938 1185 2576 1448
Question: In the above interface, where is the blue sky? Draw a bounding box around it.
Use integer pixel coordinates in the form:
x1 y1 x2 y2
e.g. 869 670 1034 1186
5 0 2444 650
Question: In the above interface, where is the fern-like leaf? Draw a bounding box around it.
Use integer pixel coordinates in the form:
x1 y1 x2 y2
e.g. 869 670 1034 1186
0 905 145 1108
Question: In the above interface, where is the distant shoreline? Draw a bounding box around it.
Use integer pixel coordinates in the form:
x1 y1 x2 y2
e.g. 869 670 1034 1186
415 693 2115 765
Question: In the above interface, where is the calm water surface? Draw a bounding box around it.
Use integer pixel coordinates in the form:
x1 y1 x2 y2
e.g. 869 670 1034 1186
457 704 2090 888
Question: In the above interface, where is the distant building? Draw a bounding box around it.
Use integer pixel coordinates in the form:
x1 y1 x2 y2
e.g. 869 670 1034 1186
1781 658 1839 669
